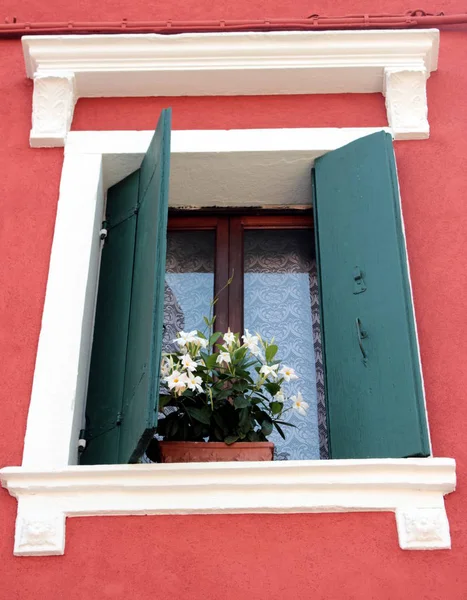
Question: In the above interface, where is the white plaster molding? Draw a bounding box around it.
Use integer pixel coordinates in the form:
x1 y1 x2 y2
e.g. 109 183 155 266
396 507 451 550
30 72 77 147
383 68 430 139
0 458 456 555
21 30 439 146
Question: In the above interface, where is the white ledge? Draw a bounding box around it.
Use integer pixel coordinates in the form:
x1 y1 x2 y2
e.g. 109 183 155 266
21 29 439 146
0 458 456 555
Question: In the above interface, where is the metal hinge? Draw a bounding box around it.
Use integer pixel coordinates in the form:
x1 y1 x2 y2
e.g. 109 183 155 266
78 428 87 453
99 220 108 241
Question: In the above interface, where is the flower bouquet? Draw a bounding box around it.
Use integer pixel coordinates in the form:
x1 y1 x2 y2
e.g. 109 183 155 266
154 315 308 463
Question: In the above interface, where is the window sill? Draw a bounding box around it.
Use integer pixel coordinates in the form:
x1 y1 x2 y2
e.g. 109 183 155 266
0 457 455 555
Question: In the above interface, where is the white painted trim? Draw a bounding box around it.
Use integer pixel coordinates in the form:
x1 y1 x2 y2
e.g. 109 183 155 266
21 29 439 146
2 126 455 555
0 458 455 555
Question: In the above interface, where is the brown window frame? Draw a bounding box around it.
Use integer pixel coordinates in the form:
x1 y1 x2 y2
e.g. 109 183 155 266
167 211 314 334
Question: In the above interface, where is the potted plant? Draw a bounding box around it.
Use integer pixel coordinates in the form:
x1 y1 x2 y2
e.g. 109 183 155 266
151 313 308 463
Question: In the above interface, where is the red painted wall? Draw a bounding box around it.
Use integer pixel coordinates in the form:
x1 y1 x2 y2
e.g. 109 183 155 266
1 0 467 596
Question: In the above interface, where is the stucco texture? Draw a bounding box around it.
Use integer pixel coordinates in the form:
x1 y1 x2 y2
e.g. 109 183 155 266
1 0 467 596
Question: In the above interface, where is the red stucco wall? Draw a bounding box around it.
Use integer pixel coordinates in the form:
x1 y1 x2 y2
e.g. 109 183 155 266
1 0 467 596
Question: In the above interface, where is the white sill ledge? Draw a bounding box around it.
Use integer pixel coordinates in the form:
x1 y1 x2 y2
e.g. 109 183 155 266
0 457 455 555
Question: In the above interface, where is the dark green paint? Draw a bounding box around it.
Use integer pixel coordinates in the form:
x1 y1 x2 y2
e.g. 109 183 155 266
82 109 172 465
81 171 139 465
313 131 430 459
119 109 172 463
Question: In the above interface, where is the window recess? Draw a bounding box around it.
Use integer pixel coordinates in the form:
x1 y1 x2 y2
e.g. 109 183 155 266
81 123 430 466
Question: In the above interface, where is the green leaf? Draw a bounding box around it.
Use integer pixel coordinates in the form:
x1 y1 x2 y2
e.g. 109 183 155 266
275 420 297 428
232 381 249 393
273 421 286 440
261 417 273 437
209 332 222 346
203 353 219 370
233 396 250 409
196 330 207 340
185 406 211 425
233 346 248 361
265 344 278 363
265 382 281 396
224 435 239 445
166 416 179 438
159 395 172 409
238 408 251 435
270 401 283 415
242 360 259 369
247 430 260 442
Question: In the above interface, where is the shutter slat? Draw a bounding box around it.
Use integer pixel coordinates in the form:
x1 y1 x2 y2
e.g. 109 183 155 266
313 131 430 459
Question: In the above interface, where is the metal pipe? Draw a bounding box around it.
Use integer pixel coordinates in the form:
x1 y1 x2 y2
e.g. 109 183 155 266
1 12 467 38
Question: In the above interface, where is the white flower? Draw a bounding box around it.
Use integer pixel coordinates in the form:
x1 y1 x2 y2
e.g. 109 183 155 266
259 364 279 379
164 370 189 394
223 329 236 347
242 329 259 346
186 373 204 394
249 344 262 356
291 392 309 416
197 337 209 349
173 330 199 348
279 366 298 382
242 330 261 356
181 353 199 373
274 390 285 403
216 351 231 365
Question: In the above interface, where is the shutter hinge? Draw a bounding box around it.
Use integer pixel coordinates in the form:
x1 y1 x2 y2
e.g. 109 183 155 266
78 428 87 453
116 412 123 426
99 220 108 242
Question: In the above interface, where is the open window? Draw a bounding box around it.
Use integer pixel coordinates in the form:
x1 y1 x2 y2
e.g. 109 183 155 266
81 111 430 465
160 214 327 461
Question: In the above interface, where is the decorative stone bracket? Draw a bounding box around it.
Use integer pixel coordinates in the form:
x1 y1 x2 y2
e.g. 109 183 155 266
30 72 77 147
21 29 439 147
384 68 430 139
0 458 456 556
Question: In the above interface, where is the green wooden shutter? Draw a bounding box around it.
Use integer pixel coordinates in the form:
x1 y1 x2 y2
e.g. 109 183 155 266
82 109 171 465
313 131 430 459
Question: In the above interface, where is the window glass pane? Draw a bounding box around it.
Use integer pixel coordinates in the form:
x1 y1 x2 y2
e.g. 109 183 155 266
244 229 327 460
163 230 215 351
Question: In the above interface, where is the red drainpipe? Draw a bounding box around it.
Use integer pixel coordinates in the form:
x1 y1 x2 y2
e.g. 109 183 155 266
1 11 467 38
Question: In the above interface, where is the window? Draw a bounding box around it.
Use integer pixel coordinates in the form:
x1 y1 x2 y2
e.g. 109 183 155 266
81 109 430 466
161 213 327 460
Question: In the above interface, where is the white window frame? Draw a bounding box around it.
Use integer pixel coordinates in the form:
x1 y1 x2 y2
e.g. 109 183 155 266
0 30 456 556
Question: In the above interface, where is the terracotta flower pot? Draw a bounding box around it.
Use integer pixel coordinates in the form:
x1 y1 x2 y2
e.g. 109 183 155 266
158 441 274 463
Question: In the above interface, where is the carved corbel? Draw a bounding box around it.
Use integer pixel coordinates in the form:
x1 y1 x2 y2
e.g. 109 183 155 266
30 72 77 148
384 67 430 140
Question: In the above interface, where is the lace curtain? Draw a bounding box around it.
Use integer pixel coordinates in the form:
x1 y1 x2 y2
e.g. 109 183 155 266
244 230 328 460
